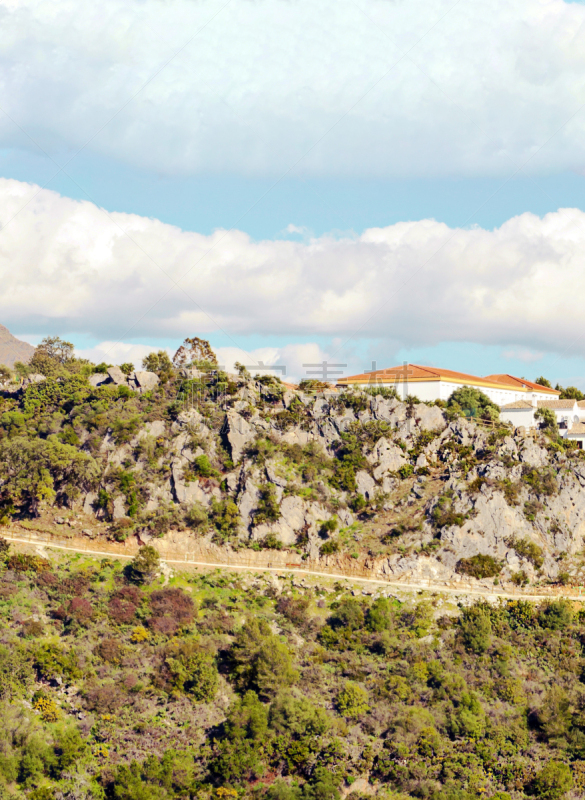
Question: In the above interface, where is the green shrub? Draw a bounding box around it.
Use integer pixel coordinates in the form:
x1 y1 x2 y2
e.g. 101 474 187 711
336 682 369 719
538 599 574 630
531 760 573 799
510 536 544 568
460 604 492 654
126 545 160 584
320 539 339 555
456 554 502 579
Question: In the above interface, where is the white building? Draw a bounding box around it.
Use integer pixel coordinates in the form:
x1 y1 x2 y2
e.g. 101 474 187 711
567 422 585 448
336 364 560 406
500 398 583 431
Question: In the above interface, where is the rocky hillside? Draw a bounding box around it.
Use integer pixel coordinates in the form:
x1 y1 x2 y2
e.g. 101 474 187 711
0 323 34 368
2 349 585 590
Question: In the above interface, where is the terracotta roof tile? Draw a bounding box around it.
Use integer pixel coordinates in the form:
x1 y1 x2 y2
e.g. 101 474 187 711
500 401 534 409
337 363 545 393
569 422 585 434
483 374 560 395
536 399 577 409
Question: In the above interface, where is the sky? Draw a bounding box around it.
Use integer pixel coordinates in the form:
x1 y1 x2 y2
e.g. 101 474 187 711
3 0 585 384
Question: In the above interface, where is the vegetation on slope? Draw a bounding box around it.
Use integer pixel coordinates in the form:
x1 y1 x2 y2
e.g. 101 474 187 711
0 541 585 800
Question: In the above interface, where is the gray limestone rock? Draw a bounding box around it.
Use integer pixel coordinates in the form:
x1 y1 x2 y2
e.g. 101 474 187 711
112 496 127 520
132 371 160 392
356 470 377 499
88 373 110 387
413 403 447 432
369 437 408 479
519 438 549 467
224 410 255 463
107 366 127 385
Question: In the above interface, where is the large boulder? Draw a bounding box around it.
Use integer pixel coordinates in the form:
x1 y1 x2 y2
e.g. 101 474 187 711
88 373 110 387
107 366 127 385
129 371 160 392
23 373 46 386
369 437 408 479
413 403 447 432
224 410 255 463
356 470 377 499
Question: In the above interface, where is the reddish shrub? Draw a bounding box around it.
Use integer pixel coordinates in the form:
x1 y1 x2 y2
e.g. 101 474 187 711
147 588 195 635
68 596 94 625
37 572 59 588
84 683 125 713
113 586 142 605
108 597 138 625
52 604 69 621
96 638 122 663
149 615 182 636
61 575 90 595
7 554 50 573
107 586 142 625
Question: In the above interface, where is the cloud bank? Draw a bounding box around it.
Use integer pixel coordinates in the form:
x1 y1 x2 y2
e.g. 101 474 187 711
2 178 585 359
2 0 585 178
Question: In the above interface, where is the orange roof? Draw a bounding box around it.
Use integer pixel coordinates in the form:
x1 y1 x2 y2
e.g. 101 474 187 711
537 399 577 409
483 374 560 396
337 363 535 392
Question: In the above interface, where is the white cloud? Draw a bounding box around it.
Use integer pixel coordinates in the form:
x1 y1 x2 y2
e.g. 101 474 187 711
2 0 585 178
215 342 331 383
75 341 174 371
5 178 585 360
501 347 544 364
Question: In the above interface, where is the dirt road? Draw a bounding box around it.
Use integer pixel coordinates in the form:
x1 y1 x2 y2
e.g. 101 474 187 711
2 530 583 603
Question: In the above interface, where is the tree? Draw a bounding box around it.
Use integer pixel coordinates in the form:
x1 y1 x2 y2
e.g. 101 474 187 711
230 618 298 697
119 362 134 376
35 336 75 363
142 351 173 382
0 436 100 517
234 362 250 379
535 407 558 435
557 385 585 401
173 337 218 369
447 387 499 422
535 376 552 388
0 364 13 383
126 546 161 584
460 604 492 654
336 682 370 718
531 760 573 799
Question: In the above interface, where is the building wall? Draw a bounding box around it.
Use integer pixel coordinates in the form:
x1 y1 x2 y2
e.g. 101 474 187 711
500 408 536 428
343 379 556 406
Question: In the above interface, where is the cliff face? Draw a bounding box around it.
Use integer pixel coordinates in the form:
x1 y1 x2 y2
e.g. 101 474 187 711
5 371 585 591
0 323 34 367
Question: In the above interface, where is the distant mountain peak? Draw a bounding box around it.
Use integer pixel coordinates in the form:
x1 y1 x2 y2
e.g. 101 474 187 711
0 324 35 368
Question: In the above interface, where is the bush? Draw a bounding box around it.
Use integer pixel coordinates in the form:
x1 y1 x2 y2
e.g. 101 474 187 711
148 588 196 635
96 638 123 664
336 682 370 718
456 554 502 579
447 386 499 421
538 599 574 630
320 539 339 555
460 604 492 654
164 648 218 702
126 545 160 584
531 760 573 799
511 536 544 568
32 690 59 722
184 503 208 530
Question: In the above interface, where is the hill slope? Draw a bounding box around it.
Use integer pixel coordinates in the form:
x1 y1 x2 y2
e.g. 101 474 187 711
0 323 34 367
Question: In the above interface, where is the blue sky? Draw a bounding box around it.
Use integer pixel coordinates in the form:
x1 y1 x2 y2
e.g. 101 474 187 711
3 0 585 385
